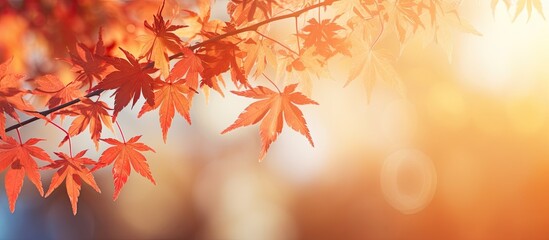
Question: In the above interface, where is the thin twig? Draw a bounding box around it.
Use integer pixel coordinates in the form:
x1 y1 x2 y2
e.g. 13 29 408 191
295 17 302 54
5 89 104 133
255 30 299 56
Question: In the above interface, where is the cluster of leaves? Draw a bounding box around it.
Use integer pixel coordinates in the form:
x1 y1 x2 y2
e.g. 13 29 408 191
492 0 545 20
0 0 494 214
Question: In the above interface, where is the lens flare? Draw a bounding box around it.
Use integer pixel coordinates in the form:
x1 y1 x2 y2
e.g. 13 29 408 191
381 149 437 214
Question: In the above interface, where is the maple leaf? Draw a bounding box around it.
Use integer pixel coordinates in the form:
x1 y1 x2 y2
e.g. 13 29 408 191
142 0 186 78
68 29 109 90
299 17 350 58
228 0 278 26
344 19 403 101
345 46 402 101
166 47 203 94
0 136 52 213
177 0 227 41
59 99 113 150
0 59 32 139
41 150 101 215
514 0 544 21
138 79 192 142
334 0 388 20
221 84 318 161
92 47 157 121
491 0 544 20
242 37 277 79
92 136 156 200
33 74 82 110
422 1 482 61
177 0 213 39
393 0 424 43
197 39 249 94
276 47 329 96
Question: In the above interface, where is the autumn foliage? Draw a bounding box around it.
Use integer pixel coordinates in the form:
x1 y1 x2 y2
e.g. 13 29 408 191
0 0 541 215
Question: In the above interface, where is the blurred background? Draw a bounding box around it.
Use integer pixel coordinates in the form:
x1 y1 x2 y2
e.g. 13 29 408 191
1 0 549 239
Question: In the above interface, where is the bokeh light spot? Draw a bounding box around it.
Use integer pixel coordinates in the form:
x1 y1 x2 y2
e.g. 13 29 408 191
381 149 437 214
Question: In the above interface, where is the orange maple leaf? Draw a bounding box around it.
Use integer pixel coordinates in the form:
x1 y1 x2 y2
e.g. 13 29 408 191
93 48 157 121
41 150 101 215
299 17 350 58
0 136 52 213
92 135 155 200
395 0 424 43
242 37 277 79
177 0 218 40
58 98 113 149
228 0 277 26
221 84 318 161
166 47 203 95
142 0 186 78
138 79 192 142
33 74 82 110
0 59 32 139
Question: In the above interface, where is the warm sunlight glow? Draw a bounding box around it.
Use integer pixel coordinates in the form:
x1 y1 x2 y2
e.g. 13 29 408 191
1 0 549 239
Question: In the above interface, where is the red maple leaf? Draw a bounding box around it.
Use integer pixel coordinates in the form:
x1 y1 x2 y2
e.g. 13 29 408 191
93 48 157 121
197 38 249 94
221 84 318 161
92 135 155 200
41 150 101 215
138 79 192 142
68 28 109 90
0 136 52 213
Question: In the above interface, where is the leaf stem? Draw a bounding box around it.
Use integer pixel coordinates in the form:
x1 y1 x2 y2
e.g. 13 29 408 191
263 74 281 93
115 121 126 143
295 17 302 54
46 119 73 157
370 0 385 51
318 0 321 21
15 128 22 145
255 30 299 56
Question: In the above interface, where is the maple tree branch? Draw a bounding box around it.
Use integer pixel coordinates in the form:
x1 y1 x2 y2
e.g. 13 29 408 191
4 0 337 134
5 89 104 133
174 0 337 55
